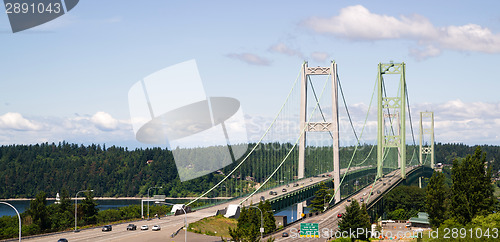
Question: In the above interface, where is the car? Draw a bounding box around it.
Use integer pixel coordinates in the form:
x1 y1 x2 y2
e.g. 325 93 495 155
337 213 342 218
370 192 374 195
260 196 265 201
152 225 161 231
347 199 351 202
273 191 278 195
269 191 275 195
322 175 325 177
377 190 381 194
294 183 299 187
282 188 287 192
310 179 313 182
127 224 137 230
363 192 367 196
360 198 364 202
282 232 289 237
102 225 112 232
141 225 149 230
57 239 68 242
383 183 386 186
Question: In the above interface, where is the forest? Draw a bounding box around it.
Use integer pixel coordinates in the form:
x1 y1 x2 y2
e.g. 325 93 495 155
0 141 498 199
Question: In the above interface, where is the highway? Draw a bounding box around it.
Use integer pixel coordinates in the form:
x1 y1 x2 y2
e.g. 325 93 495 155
23 166 371 241
269 166 418 241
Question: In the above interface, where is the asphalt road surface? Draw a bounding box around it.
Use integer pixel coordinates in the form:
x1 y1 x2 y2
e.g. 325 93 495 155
22 166 372 242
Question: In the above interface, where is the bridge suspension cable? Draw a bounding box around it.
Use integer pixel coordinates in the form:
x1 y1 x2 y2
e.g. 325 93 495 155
326 73 379 205
186 64 304 206
239 70 332 205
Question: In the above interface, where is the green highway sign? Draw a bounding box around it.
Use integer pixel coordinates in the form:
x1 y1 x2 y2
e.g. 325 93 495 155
300 223 319 238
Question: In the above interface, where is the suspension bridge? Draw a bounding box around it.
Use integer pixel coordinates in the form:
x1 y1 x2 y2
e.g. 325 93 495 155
180 61 437 229
31 61 437 242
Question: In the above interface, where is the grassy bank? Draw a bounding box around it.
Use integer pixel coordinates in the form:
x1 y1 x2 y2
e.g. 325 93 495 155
187 215 237 239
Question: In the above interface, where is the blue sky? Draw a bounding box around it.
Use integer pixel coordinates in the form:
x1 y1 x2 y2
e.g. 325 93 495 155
0 0 499 147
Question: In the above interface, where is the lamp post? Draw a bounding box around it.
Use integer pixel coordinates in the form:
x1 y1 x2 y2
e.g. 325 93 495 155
147 186 162 220
323 194 330 211
159 202 187 242
74 189 93 232
249 206 264 239
0 202 21 242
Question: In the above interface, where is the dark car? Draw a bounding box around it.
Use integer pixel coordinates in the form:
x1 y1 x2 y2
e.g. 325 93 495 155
377 190 381 194
127 224 137 230
282 188 287 192
102 225 112 232
282 232 289 237
260 196 265 201
57 239 68 242
360 198 364 202
347 199 351 202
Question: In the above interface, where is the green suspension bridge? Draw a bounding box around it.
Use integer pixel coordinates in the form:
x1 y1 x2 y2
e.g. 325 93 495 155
178 61 437 222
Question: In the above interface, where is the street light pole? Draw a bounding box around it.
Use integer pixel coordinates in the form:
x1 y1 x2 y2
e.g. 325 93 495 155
161 202 187 242
0 202 21 242
249 206 264 239
323 194 330 211
147 186 162 220
74 189 93 232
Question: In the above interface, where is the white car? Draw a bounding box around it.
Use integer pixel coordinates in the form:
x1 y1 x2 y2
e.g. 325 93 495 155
141 225 149 230
152 225 161 231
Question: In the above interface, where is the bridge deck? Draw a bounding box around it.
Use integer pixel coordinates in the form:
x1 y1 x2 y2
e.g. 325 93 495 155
269 166 421 241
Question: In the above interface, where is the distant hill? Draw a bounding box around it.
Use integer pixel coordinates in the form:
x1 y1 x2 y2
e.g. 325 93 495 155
0 142 498 198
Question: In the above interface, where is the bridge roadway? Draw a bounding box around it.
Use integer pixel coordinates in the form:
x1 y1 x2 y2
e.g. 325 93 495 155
269 166 420 241
24 166 371 241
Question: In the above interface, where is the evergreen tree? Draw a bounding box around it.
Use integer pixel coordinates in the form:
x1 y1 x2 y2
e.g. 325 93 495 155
80 190 99 225
28 192 49 231
425 171 447 228
229 206 259 242
450 147 495 225
259 201 276 233
310 182 331 212
338 199 370 241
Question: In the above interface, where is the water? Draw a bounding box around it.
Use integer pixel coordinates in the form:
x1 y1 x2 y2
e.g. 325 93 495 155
275 203 312 224
0 199 210 217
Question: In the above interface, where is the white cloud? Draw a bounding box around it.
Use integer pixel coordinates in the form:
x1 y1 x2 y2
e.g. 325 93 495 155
226 53 271 66
409 45 442 61
310 52 329 62
269 43 303 58
0 112 42 131
90 111 119 131
301 5 500 59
